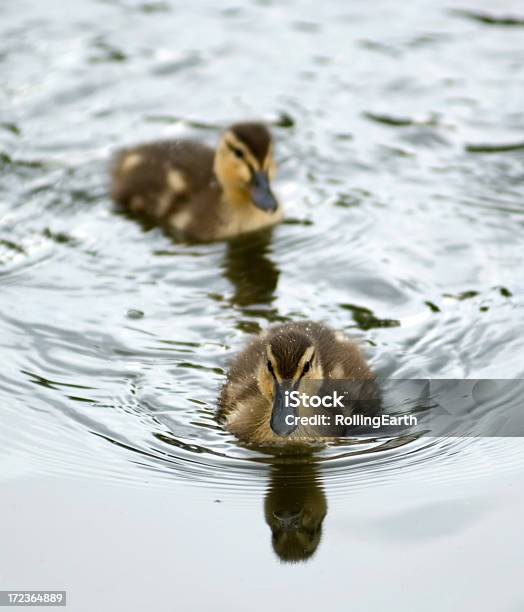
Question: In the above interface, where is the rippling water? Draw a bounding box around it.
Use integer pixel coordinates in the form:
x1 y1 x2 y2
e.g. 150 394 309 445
1 0 524 609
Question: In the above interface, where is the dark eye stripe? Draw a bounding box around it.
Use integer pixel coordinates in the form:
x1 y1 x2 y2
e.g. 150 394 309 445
226 142 245 158
299 353 314 380
226 142 257 175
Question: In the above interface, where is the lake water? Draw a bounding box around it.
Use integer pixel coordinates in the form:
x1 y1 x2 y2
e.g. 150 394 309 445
1 1 524 610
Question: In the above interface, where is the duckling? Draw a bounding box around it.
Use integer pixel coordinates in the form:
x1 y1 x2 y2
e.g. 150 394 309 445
218 321 379 448
110 122 281 241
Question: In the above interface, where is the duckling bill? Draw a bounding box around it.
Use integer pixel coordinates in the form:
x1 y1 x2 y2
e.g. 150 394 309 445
110 122 282 241
218 321 380 449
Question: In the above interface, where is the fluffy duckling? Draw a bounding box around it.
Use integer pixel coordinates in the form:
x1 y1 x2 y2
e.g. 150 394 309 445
218 321 379 448
110 122 281 241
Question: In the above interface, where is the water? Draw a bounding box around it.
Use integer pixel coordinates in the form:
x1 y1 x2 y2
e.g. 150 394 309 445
1 0 524 610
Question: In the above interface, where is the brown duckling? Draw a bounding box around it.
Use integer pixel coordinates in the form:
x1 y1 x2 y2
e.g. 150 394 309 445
218 321 378 449
110 122 281 241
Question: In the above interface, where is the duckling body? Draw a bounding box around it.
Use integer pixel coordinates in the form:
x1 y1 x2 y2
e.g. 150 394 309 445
110 122 282 242
218 321 379 449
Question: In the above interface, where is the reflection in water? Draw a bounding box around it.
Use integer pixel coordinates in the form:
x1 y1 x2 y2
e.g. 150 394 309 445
3 3 524 607
221 229 281 321
264 463 327 563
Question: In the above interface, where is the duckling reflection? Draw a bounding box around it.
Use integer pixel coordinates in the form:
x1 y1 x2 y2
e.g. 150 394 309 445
222 229 280 310
264 463 327 563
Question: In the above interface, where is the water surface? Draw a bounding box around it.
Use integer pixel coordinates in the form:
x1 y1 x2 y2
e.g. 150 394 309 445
1 1 524 610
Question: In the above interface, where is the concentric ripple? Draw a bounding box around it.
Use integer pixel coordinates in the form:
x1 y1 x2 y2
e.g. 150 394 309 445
1 0 524 500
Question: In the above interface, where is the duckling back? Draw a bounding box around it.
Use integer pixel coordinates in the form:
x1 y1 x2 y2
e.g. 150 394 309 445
111 140 217 230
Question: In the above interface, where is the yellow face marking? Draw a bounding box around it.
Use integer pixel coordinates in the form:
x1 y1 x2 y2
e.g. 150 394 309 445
224 132 260 172
265 344 317 386
215 132 254 193
257 362 274 401
266 345 282 383
214 130 276 208
292 346 315 384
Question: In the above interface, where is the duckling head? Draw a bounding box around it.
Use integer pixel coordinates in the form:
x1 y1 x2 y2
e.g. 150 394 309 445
257 330 324 437
214 122 278 212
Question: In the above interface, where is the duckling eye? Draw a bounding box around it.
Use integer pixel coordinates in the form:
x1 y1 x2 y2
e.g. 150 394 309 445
267 360 275 376
231 145 244 159
302 361 311 374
